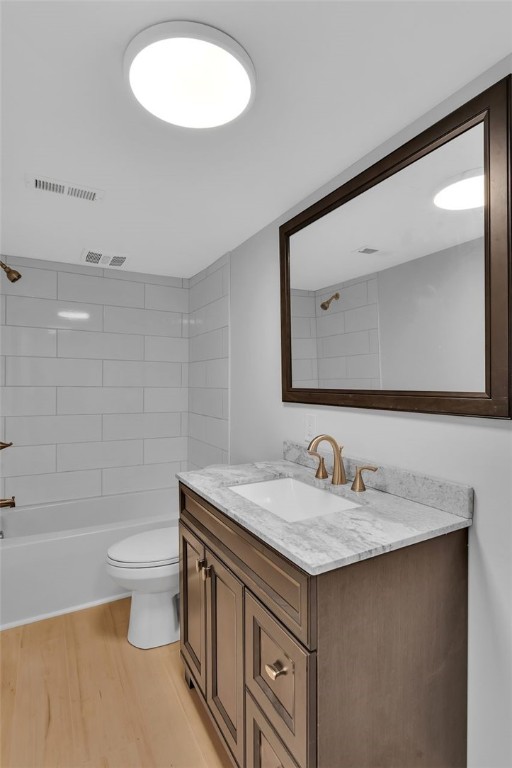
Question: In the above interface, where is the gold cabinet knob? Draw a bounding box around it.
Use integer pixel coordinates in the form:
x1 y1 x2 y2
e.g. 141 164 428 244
351 465 378 492
264 661 287 681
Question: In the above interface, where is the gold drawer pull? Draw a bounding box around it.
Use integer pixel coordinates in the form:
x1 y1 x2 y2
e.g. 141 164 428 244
195 558 206 573
264 661 287 681
201 565 212 582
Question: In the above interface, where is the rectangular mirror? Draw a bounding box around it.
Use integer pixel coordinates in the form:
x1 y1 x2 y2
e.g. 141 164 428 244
280 77 510 418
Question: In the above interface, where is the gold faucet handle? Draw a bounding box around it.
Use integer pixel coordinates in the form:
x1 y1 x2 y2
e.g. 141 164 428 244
351 465 378 493
308 450 328 480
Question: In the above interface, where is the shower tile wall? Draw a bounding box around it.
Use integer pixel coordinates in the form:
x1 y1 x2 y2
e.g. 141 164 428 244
0 256 189 516
290 276 380 389
316 276 380 388
188 255 230 470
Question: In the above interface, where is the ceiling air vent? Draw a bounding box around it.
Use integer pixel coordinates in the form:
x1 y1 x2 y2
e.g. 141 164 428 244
26 175 104 202
354 246 379 255
81 250 127 269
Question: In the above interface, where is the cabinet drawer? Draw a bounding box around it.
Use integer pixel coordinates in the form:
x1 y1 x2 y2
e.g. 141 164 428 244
181 485 312 647
246 692 299 768
245 593 315 768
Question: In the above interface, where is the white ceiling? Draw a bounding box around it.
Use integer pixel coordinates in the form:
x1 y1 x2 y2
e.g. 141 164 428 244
291 122 484 290
1 1 511 278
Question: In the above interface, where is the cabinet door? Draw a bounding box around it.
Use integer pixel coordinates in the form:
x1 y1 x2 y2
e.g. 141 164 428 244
206 548 245 767
179 523 206 695
246 693 299 768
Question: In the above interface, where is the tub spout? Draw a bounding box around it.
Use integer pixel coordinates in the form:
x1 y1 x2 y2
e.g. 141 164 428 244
0 497 16 509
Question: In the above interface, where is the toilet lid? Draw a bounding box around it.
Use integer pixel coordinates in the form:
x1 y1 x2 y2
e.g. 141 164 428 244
107 526 179 568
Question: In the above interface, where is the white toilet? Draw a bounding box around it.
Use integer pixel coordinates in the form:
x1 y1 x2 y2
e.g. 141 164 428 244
106 526 180 649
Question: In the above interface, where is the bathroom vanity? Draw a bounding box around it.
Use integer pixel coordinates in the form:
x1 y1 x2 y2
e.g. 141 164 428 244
178 451 472 768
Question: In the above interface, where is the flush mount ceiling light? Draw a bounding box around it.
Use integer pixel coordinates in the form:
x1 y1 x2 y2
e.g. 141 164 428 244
124 21 255 128
433 170 485 210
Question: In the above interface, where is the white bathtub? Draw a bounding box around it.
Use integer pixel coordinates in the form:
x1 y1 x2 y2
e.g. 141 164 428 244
0 489 178 629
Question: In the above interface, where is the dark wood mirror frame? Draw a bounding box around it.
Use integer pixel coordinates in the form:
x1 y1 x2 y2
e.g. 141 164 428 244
280 76 511 419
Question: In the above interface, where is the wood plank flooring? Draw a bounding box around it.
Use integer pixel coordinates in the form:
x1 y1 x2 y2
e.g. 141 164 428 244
1 598 232 768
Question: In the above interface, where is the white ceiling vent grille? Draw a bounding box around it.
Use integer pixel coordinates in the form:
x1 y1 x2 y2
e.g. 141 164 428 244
26 175 104 202
81 250 127 269
354 246 379 255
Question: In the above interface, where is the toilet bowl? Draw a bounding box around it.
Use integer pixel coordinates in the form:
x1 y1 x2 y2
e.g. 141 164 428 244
106 526 180 649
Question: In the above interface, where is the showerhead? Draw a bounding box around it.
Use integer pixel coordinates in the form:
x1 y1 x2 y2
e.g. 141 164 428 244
0 260 22 283
320 292 340 311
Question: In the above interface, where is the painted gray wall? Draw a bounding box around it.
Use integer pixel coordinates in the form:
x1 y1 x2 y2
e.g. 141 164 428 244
379 238 485 391
230 58 512 768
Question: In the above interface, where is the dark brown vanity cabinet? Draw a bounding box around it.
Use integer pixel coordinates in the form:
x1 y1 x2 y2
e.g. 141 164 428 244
179 483 468 768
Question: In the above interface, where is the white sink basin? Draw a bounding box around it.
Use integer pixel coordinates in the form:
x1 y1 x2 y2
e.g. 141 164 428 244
228 477 360 522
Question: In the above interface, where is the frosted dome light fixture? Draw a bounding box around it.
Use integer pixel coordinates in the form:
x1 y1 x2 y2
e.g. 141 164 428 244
434 171 484 210
125 21 255 128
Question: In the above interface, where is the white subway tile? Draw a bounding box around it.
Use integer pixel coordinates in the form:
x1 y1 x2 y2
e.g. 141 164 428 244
181 363 188 388
189 362 206 388
103 412 181 440
204 417 229 450
346 353 380 378
319 331 370 358
318 378 371 389
6 415 102 445
145 284 188 313
0 357 4 386
103 270 183 287
189 268 224 311
103 360 182 387
6 357 102 386
0 387 56 416
292 317 314 338
144 437 188 464
1 445 56 477
144 336 188 362
367 278 378 304
6 296 103 330
293 359 316 381
344 304 379 333
316 311 345 338
190 296 228 337
318 356 348 380
57 387 143 415
188 438 225 469
189 388 224 419
6 256 103 276
0 326 57 357
189 329 224 361
58 330 143 360
0 266 56 300
58 272 144 308
143 388 188 413
369 329 380 353
181 412 189 437
319 281 367 314
189 413 206 442
292 338 317 360
104 306 182 337
102 463 179 495
57 440 143 471
290 294 316 318
6 470 102 506
205 358 228 388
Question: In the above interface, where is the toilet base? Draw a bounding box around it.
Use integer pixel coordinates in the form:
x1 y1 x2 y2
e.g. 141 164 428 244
127 590 179 649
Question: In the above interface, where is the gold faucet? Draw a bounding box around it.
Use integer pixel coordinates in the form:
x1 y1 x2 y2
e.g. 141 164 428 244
307 434 347 485
0 496 16 509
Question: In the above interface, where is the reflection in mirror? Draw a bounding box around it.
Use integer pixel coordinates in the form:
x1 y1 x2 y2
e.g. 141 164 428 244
290 123 485 392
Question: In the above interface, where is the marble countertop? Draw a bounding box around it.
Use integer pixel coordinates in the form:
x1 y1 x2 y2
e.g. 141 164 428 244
177 459 472 576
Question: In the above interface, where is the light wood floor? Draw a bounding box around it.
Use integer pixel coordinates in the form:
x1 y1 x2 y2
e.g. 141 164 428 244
1 598 232 768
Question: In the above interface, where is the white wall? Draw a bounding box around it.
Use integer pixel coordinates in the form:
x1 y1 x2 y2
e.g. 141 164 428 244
230 60 512 768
